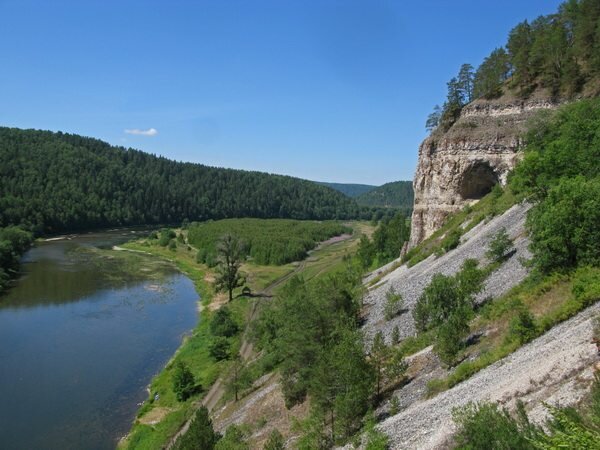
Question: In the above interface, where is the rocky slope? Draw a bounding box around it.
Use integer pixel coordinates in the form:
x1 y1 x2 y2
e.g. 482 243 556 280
379 303 600 449
364 202 531 344
408 94 560 248
357 201 599 449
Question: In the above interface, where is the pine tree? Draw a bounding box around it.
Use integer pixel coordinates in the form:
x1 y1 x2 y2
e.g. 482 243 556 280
214 234 246 302
473 48 511 99
458 63 475 103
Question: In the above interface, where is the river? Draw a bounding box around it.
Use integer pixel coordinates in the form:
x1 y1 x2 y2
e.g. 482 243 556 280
0 230 199 450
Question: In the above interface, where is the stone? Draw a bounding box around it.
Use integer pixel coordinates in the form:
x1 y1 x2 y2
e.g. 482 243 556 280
408 96 560 248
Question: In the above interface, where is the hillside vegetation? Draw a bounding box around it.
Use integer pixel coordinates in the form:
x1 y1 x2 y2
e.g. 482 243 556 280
427 0 600 132
0 127 362 234
316 182 376 198
370 98 600 448
355 180 413 210
187 219 350 266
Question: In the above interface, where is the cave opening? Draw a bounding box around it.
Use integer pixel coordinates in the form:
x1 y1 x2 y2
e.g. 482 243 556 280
459 162 499 200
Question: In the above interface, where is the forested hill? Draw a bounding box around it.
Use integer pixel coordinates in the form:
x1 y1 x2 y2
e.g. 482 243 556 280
316 182 376 198
355 181 414 209
0 127 362 234
425 0 600 133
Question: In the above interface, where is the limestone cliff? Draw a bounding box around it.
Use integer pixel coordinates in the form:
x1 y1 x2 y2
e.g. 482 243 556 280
408 95 560 248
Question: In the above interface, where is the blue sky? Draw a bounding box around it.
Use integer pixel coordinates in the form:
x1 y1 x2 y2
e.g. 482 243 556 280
0 0 563 184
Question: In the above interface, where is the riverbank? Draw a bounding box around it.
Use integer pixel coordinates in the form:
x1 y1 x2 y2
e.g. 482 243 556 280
117 238 233 450
119 222 374 449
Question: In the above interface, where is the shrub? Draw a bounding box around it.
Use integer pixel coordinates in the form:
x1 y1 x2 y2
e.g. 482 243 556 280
168 239 177 251
173 407 218 450
441 229 462 253
384 287 404 320
452 401 539 449
209 336 231 361
413 259 483 333
389 395 400 416
363 411 390 450
391 326 400 345
486 227 513 262
506 308 537 345
215 424 249 450
210 308 239 338
158 232 171 247
434 305 471 366
263 429 285 450
172 361 196 402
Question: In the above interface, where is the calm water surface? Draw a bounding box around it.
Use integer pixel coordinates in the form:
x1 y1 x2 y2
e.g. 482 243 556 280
0 230 199 450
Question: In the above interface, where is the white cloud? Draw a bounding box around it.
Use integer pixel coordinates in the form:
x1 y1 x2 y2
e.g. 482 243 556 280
124 127 158 136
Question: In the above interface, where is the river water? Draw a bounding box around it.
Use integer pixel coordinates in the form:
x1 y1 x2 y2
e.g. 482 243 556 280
0 230 199 450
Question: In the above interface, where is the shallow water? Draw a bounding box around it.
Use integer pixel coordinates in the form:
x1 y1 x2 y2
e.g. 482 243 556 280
0 230 199 450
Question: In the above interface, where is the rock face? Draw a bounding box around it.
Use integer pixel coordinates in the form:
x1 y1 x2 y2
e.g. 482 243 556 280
408 96 559 248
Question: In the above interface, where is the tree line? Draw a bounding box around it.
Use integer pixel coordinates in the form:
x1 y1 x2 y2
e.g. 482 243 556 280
354 180 414 212
186 218 350 266
427 0 600 132
0 127 365 235
356 211 411 270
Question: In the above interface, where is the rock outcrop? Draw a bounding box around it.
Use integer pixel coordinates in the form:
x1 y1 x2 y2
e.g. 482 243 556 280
408 95 560 248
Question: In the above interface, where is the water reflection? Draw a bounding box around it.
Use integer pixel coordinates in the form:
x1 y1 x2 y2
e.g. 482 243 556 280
0 230 199 450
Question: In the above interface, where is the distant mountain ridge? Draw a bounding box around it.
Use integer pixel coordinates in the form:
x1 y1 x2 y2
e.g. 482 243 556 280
316 182 376 198
355 181 414 209
318 180 414 211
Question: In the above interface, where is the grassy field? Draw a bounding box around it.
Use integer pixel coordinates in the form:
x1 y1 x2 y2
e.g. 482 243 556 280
118 220 374 450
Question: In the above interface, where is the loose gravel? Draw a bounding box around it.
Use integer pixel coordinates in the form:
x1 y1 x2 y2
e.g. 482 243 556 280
363 203 532 345
379 302 600 449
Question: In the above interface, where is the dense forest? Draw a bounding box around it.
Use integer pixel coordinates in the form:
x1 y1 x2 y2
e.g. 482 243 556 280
355 180 414 210
0 127 365 235
426 0 600 132
186 219 350 266
316 182 376 198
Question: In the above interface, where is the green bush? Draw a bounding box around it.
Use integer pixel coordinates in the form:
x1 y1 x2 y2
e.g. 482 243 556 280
384 287 404 320
173 407 218 450
209 336 231 361
506 308 537 345
527 176 600 272
168 239 177 251
486 227 513 262
215 424 249 450
434 305 471 366
413 259 483 333
210 308 239 338
172 361 196 402
452 401 539 449
391 326 400 345
263 429 285 450
441 229 462 253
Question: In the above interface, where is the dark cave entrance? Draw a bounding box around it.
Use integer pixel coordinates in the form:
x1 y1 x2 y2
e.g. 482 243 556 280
459 162 499 200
